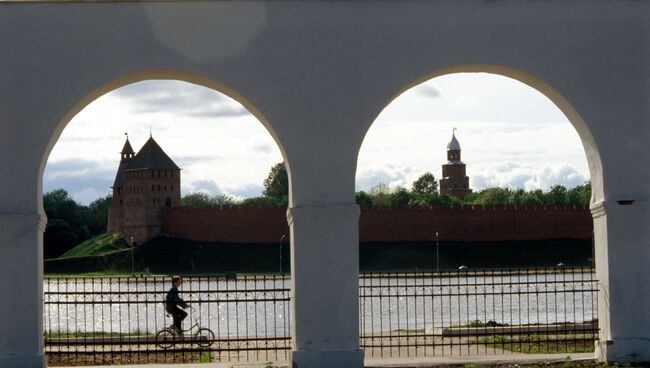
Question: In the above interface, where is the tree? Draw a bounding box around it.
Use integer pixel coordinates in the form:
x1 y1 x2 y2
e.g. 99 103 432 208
355 191 373 206
566 181 591 205
213 194 238 206
43 189 84 229
43 189 89 257
411 172 438 196
182 192 239 207
545 185 568 205
44 219 78 259
390 186 412 207
369 182 390 195
241 196 284 207
182 192 214 207
369 183 391 207
86 195 112 236
469 187 512 205
263 162 289 201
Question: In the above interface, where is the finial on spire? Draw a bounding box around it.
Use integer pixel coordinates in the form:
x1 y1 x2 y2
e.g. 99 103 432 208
150 129 152 138
447 128 461 151
125 132 128 139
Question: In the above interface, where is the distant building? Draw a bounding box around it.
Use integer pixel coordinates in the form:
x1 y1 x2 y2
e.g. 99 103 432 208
107 135 181 243
439 130 472 199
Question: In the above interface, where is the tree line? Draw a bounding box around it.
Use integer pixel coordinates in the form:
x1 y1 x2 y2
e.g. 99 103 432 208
43 189 111 259
181 163 591 208
44 162 590 258
355 172 591 208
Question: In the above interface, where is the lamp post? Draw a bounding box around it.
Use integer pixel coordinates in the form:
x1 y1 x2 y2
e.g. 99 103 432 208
435 232 439 273
280 234 286 274
130 236 135 275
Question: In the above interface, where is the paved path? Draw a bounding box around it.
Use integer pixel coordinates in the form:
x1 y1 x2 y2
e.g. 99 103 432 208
59 352 594 368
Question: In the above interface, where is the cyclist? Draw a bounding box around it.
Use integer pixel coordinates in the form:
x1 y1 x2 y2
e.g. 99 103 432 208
165 275 189 335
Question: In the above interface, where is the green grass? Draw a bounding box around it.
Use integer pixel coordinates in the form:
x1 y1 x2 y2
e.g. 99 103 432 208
479 334 595 353
452 319 491 328
58 233 127 258
199 351 212 363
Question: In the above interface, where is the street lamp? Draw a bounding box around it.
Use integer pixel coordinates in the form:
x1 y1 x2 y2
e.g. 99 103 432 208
280 235 286 274
130 236 135 275
435 232 439 273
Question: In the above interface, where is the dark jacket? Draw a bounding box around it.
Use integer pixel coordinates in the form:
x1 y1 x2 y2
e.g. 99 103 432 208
166 286 188 311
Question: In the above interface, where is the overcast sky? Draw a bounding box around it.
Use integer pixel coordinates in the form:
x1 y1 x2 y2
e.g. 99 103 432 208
44 73 590 205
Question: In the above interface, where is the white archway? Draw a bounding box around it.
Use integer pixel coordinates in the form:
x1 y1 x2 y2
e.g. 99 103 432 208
1 3 648 367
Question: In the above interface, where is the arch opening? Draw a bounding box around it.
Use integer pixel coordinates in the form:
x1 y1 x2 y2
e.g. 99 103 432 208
41 73 293 365
355 67 602 358
357 66 601 266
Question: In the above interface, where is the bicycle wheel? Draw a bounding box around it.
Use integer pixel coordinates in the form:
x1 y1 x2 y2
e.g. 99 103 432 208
156 328 175 349
194 328 215 348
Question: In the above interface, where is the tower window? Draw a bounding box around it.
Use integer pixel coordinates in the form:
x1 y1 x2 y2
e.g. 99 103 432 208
151 185 154 191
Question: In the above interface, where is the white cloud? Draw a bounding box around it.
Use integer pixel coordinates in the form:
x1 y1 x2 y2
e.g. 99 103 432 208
469 162 587 191
414 83 442 98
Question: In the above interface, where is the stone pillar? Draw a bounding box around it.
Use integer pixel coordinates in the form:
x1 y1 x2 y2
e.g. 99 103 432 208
288 205 364 368
0 212 46 368
593 199 650 361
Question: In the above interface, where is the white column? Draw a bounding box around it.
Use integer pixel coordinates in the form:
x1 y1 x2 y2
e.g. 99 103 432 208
0 212 46 368
288 205 364 368
593 199 650 361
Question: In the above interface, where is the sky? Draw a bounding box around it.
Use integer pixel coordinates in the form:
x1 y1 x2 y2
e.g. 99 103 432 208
43 73 590 205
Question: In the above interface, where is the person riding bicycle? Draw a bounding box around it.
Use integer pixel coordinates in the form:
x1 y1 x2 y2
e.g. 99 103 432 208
165 275 189 335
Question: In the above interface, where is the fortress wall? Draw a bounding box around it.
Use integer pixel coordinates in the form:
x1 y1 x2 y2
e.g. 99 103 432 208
162 206 290 243
162 205 593 244
359 205 592 242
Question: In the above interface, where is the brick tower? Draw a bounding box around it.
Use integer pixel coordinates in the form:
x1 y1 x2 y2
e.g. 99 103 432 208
439 129 472 199
107 134 181 244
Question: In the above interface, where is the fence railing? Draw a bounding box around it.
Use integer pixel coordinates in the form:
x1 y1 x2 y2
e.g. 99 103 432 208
44 274 291 366
44 268 598 366
359 268 598 358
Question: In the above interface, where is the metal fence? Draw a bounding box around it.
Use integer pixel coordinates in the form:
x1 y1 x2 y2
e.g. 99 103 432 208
44 268 598 366
359 268 598 358
44 274 291 366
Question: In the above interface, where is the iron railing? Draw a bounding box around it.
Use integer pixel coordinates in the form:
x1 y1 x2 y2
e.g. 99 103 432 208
44 274 291 366
44 268 598 366
359 268 598 358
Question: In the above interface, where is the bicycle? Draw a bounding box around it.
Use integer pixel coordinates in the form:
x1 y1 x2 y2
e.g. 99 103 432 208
155 306 215 349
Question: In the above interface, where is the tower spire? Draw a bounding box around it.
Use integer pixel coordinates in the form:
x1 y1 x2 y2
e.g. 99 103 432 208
440 129 472 199
120 133 135 160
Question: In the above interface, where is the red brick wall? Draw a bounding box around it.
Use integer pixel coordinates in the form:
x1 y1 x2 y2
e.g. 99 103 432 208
162 205 593 244
162 206 289 243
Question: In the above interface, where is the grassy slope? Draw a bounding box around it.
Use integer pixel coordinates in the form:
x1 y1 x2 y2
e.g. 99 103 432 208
59 233 127 258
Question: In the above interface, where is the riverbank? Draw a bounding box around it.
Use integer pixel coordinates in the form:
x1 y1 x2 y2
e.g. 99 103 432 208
44 236 592 275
